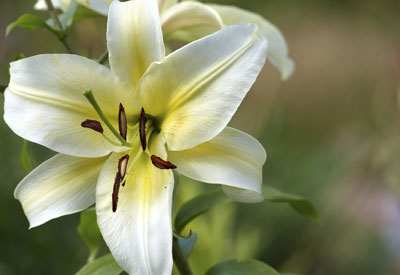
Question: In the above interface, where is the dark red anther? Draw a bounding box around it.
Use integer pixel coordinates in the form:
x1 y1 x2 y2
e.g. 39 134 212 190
112 172 122 212
81 119 103 133
151 155 177 169
118 155 129 187
118 103 127 140
139 107 147 150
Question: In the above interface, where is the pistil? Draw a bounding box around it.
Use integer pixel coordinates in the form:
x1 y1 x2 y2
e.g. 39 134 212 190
83 89 132 147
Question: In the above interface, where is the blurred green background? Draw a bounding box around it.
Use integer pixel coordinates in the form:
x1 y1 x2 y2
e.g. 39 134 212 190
1 0 400 274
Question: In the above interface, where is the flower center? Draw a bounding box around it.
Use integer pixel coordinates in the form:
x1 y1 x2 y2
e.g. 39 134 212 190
80 89 176 212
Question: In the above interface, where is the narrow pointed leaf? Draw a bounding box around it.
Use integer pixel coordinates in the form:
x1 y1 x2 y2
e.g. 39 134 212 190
20 140 33 173
76 254 123 275
174 190 230 233
178 232 197 259
6 14 64 38
206 259 279 275
77 208 103 262
174 184 320 234
263 185 321 225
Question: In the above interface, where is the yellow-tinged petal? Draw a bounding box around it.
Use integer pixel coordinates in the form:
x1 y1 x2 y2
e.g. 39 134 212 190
158 0 178 13
14 154 107 228
134 23 268 151
4 54 131 157
169 127 265 203
96 152 174 275
76 0 113 16
161 1 223 42
208 4 295 80
107 0 165 88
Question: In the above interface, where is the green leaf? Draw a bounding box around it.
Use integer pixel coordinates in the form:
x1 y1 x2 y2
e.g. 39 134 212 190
0 85 6 94
77 208 103 262
76 254 122 275
263 185 321 225
6 14 64 38
205 259 279 275
73 4 102 22
20 140 33 173
174 190 230 233
178 232 197 259
13 53 25 61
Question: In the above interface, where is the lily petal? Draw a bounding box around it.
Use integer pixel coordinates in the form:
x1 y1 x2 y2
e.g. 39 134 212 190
107 0 165 88
169 127 266 203
76 0 112 16
158 0 178 13
96 152 174 275
34 0 70 11
15 153 106 228
161 1 223 42
134 23 268 151
208 4 295 80
4 54 130 158
75 0 175 17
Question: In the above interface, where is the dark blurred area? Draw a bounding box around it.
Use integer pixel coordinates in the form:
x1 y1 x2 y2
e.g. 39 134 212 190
1 0 400 274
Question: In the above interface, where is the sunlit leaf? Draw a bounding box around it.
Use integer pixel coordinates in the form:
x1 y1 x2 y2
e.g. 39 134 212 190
6 14 64 38
263 185 321 225
205 259 279 275
77 208 103 262
20 140 33 173
178 232 197 259
76 254 122 275
174 190 230 233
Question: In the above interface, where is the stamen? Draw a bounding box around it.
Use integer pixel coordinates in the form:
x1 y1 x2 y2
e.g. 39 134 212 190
81 119 103 133
151 155 177 169
118 103 127 141
139 107 147 150
112 172 122 212
118 155 129 187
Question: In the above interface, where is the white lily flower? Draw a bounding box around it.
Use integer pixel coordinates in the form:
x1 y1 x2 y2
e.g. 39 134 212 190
34 0 293 80
9 0 267 274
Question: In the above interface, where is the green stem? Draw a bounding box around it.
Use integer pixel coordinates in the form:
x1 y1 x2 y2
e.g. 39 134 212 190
101 133 122 147
44 0 73 53
83 89 131 147
173 237 193 275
